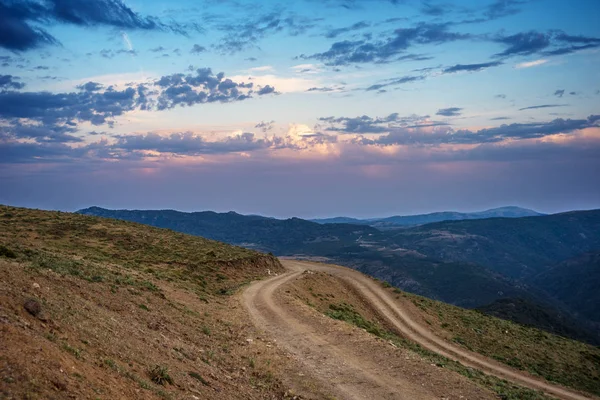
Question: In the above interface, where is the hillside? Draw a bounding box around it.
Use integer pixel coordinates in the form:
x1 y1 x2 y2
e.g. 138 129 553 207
0 205 306 400
530 251 600 324
477 298 600 345
78 207 379 255
285 263 600 398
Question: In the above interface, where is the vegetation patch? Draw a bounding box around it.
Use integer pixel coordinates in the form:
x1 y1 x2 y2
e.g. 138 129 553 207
400 290 600 396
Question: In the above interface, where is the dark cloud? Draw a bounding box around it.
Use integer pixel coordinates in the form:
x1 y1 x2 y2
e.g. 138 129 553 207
113 132 272 156
255 120 275 132
494 31 551 57
0 67 274 133
436 107 462 116
519 104 568 111
554 89 565 98
364 75 425 91
494 30 600 58
99 49 137 59
484 0 527 20
0 0 197 51
301 23 470 66
420 1 448 16
155 68 261 110
491 117 510 120
319 113 445 134
307 87 335 92
325 21 370 38
0 87 141 126
190 44 207 54
495 94 507 99
443 61 502 73
0 75 25 90
363 115 600 146
2 121 81 143
214 12 320 54
77 82 103 92
542 43 600 56
257 85 276 95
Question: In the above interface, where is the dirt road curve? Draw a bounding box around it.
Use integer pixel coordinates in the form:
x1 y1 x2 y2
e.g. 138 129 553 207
242 260 593 400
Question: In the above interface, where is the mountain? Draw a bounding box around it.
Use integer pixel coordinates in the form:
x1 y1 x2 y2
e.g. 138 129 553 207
387 209 600 279
311 206 545 227
78 206 380 254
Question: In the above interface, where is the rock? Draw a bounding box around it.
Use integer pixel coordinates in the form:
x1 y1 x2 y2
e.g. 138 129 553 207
24 299 41 317
246 338 253 344
32 283 40 289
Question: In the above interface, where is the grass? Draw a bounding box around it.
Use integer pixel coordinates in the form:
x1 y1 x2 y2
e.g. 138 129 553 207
325 301 549 400
148 365 173 386
0 205 281 297
400 291 600 396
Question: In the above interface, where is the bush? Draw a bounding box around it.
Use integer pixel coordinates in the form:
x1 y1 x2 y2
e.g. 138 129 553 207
0 245 16 258
148 365 173 386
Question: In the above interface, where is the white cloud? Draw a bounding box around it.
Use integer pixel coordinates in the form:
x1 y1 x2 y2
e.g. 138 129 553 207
515 59 548 69
248 65 274 72
291 64 323 74
229 73 323 93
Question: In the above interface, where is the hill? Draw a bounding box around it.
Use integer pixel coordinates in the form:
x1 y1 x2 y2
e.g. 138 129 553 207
311 206 544 227
78 206 379 255
0 205 302 400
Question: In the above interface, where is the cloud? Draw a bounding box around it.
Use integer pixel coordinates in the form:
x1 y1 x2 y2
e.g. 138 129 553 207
190 44 207 54
149 46 167 53
484 0 528 20
0 75 25 90
0 67 276 135
515 59 548 69
554 89 565 98
436 107 463 117
257 85 277 95
319 113 446 134
301 23 470 66
443 61 502 73
495 30 600 58
519 104 568 111
325 21 370 38
364 114 600 146
0 0 197 51
213 12 320 54
494 31 551 57
307 87 335 92
495 94 507 99
364 75 425 91
155 68 261 110
76 81 104 92
255 120 275 132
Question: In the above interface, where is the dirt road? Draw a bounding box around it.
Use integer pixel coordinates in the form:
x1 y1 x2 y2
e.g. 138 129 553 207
242 259 593 400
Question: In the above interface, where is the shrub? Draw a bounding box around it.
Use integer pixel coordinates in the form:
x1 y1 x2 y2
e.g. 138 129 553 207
148 365 173 385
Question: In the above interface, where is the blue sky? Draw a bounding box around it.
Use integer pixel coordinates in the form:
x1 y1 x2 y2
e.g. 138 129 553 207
1 0 599 217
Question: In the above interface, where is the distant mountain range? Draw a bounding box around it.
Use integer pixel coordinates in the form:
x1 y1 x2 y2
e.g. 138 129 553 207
78 206 600 344
311 206 545 228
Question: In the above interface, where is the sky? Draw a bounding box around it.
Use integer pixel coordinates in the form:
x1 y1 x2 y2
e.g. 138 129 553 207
0 0 599 218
